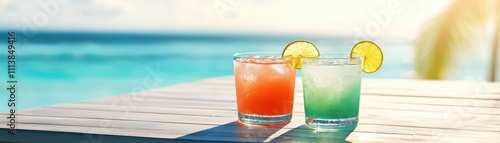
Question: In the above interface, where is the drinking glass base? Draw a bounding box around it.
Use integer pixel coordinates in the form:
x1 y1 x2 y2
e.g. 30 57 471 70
305 116 358 131
238 113 292 126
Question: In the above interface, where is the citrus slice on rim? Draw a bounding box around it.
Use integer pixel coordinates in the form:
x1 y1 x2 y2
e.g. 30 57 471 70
282 40 320 69
350 41 383 73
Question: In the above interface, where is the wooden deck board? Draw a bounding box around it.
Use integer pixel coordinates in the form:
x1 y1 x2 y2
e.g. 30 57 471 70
1 77 499 142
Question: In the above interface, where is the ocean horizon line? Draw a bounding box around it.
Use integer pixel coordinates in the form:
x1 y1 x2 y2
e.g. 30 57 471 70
0 30 353 44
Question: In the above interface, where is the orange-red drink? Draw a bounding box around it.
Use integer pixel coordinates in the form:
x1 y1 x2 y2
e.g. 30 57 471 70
233 52 295 126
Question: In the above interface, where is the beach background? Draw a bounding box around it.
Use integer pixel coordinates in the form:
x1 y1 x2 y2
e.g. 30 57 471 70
0 0 497 112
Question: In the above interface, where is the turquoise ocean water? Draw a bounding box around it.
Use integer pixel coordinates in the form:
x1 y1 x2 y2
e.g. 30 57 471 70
0 31 491 112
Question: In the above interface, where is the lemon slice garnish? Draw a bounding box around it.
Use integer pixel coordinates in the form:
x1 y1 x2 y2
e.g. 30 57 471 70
351 41 383 73
282 40 320 69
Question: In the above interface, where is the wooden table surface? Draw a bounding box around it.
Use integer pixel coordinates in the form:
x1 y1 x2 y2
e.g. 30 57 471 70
1 77 499 143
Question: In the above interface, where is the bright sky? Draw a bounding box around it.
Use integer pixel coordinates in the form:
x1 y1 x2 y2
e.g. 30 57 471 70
0 0 453 42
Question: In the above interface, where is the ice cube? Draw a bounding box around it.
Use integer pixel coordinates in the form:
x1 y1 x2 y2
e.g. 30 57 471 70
243 74 256 82
241 62 258 82
247 55 256 63
270 56 278 62
235 57 246 63
275 58 286 63
271 64 286 75
254 56 276 64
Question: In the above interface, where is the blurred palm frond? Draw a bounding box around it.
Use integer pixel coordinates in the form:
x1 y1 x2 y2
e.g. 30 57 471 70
414 0 490 79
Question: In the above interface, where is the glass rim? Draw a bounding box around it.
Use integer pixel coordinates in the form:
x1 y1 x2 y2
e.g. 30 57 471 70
233 52 284 59
233 52 291 64
233 52 363 60
302 52 363 60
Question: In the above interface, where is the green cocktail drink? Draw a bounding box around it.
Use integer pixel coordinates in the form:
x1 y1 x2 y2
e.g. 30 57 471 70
301 53 362 130
303 77 361 118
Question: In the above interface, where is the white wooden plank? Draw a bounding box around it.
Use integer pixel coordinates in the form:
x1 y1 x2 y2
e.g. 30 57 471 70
2 115 498 142
81 92 500 109
3 104 499 132
1 77 499 142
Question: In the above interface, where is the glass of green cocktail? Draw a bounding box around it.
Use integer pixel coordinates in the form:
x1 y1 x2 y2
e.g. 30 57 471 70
301 52 363 130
